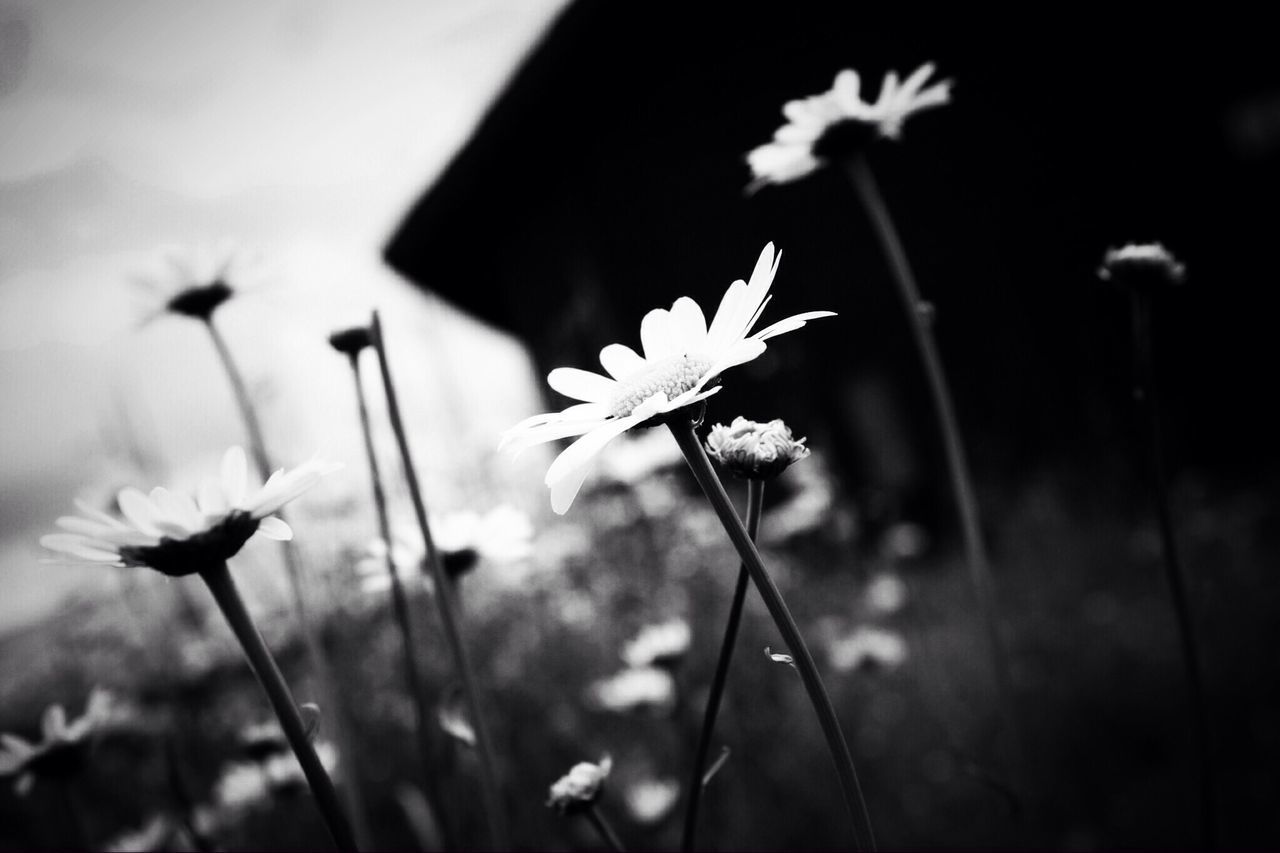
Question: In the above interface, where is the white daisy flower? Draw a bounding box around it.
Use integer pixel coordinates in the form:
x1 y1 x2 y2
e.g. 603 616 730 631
1098 242 1186 288
547 755 612 814
501 242 833 514
827 626 908 673
0 689 114 795
622 619 692 669
747 63 952 189
40 446 341 576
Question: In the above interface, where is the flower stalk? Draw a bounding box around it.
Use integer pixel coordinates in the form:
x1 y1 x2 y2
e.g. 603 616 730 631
1129 287 1215 848
369 311 508 849
667 417 875 851
199 561 357 851
202 315 371 846
844 156 1022 786
585 804 626 853
681 477 763 852
343 348 457 850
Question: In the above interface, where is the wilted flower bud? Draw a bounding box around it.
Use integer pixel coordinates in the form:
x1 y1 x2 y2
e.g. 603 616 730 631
706 417 810 480
547 755 612 814
1098 242 1186 290
328 326 373 357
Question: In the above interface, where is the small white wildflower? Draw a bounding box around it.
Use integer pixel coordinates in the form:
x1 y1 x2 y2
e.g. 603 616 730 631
828 626 908 672
547 755 612 814
588 667 676 714
1098 242 1186 289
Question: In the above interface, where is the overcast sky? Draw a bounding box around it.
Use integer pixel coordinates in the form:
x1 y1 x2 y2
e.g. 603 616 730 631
0 0 565 629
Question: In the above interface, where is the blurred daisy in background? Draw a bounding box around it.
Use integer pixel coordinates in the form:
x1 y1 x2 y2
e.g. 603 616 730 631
133 241 278 327
747 62 952 189
547 755 612 815
0 688 115 795
502 242 833 514
588 666 677 715
622 619 692 669
354 504 534 594
826 626 908 673
40 446 340 575
623 776 681 824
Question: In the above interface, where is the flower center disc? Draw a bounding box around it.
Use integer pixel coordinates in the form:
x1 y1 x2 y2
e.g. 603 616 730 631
608 355 711 418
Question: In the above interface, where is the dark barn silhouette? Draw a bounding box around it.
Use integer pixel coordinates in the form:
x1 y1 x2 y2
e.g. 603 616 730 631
386 2 1280 525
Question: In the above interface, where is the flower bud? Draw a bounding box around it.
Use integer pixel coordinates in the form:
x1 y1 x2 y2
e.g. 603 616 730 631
1098 242 1186 290
328 326 374 356
547 755 612 814
705 417 810 480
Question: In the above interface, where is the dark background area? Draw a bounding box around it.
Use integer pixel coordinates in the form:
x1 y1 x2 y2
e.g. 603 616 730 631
387 2 1280 511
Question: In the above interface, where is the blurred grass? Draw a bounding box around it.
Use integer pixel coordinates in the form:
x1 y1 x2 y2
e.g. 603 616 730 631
1 459 1278 850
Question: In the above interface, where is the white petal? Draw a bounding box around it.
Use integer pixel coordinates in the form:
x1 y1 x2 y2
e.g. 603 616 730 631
832 68 863 111
500 404 609 451
221 447 248 508
599 344 647 381
72 499 130 531
751 310 837 341
707 338 768 377
639 308 675 360
197 478 228 517
55 516 116 539
899 62 937 99
255 516 293 541
631 392 670 420
667 297 708 354
546 416 643 514
503 417 608 455
117 488 162 536
705 278 748 353
40 534 123 563
42 705 67 739
547 368 617 403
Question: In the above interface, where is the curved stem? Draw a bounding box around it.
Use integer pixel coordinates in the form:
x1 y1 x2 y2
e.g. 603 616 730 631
585 804 626 852
681 478 764 851
369 311 508 849
199 562 357 851
1130 289 1215 848
844 157 1023 786
668 419 875 850
347 353 457 850
203 316 371 846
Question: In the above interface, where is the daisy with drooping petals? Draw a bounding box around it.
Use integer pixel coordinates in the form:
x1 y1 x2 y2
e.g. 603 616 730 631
747 63 952 189
0 689 114 795
41 447 341 576
501 243 833 514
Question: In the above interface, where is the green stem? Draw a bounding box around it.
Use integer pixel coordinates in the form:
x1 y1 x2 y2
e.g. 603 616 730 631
347 353 458 850
369 311 508 849
1130 289 1215 848
681 478 764 851
203 316 372 846
199 562 357 851
668 419 875 850
844 156 1023 787
585 804 626 852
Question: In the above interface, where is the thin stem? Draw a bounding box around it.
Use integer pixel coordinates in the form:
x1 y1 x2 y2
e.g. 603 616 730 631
668 419 875 851
681 478 764 852
1130 289 1215 848
346 353 457 850
844 157 1023 786
369 311 508 849
585 804 626 853
199 562 357 851
60 780 88 850
203 316 372 846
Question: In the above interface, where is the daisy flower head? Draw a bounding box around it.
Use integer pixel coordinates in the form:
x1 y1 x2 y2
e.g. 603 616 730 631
1098 242 1186 290
747 63 952 190
706 416 810 480
41 446 341 576
501 242 834 514
0 689 114 795
547 755 612 814
134 241 269 325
